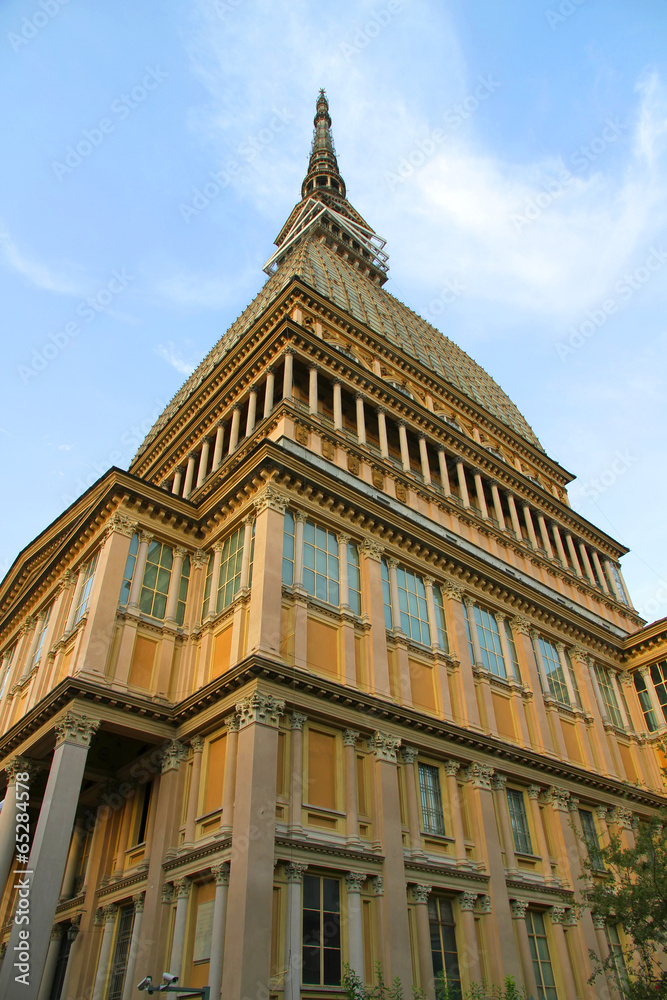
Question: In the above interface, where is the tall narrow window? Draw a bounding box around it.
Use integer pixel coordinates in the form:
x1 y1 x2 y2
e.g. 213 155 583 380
302 875 341 986
0 644 16 699
507 789 532 854
564 649 582 708
433 585 449 652
134 782 152 845
473 606 506 678
215 527 245 611
594 665 624 728
579 809 604 871
397 568 430 645
649 661 667 723
537 637 570 705
303 523 339 604
381 559 392 629
175 555 190 626
503 619 522 681
347 543 361 614
139 541 173 619
605 923 628 987
428 897 460 996
119 533 139 605
633 671 658 732
526 910 558 1000
607 562 629 606
418 762 446 835
29 604 52 670
106 904 134 1000
282 511 295 585
73 553 98 625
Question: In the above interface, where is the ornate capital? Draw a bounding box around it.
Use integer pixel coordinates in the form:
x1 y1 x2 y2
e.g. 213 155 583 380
611 806 633 829
444 760 461 778
360 538 384 561
511 899 529 920
595 805 608 822
551 905 566 925
491 773 508 791
568 796 580 812
294 510 308 524
133 891 146 913
191 548 208 569
511 616 532 636
189 735 205 754
174 876 192 899
372 875 384 896
367 731 401 763
161 883 174 904
442 580 464 601
570 644 590 665
592 913 606 931
545 786 571 812
211 861 231 886
423 575 434 588
138 530 154 546
174 546 189 561
465 762 494 790
285 862 308 884
460 892 477 912
102 903 118 923
342 729 359 747
106 511 138 539
54 712 100 749
401 746 418 764
479 894 492 914
527 784 541 800
253 484 289 515
160 740 188 773
224 714 240 735
50 925 64 943
338 533 351 546
291 712 308 732
345 871 366 893
386 556 399 570
236 691 285 729
3 755 38 783
411 883 432 904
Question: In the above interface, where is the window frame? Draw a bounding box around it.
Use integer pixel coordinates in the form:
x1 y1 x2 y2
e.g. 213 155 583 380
301 873 342 986
507 788 533 855
428 895 461 996
525 909 558 1000
417 761 446 836
303 521 340 606
396 567 430 645
73 552 98 625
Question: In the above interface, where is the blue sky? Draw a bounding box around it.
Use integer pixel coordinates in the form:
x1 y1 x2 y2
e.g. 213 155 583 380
1 0 666 623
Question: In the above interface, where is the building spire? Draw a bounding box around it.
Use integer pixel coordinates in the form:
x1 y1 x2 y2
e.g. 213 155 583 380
300 89 346 200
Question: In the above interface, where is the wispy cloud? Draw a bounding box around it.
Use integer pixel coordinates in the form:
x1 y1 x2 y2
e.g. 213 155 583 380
156 341 197 376
0 227 85 295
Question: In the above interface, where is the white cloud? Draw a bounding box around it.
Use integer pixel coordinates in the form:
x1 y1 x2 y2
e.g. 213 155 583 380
0 228 84 295
156 341 197 376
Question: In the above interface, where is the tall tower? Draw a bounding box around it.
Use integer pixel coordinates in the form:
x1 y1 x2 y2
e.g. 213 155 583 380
0 92 665 1000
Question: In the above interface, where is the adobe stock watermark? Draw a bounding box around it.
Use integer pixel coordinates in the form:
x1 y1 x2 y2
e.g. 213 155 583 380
213 0 245 16
423 277 467 320
7 0 70 54
51 66 169 181
178 108 294 222
339 0 405 59
18 268 134 384
511 118 626 232
385 76 501 190
555 246 667 361
578 450 637 502
545 0 588 30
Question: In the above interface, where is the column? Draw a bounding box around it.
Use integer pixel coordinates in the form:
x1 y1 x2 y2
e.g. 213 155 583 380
423 577 440 652
458 892 481 986
388 558 402 632
443 582 481 729
245 387 258 436
566 534 584 576
182 736 205 847
360 539 391 698
473 472 488 518
0 756 36 899
212 421 226 471
263 367 275 418
506 493 522 539
345 872 366 982
168 876 192 978
113 795 134 878
308 365 318 415
333 379 343 430
0 712 100 1000
437 449 451 496
183 453 197 499
205 542 223 619
552 523 569 568
401 748 423 855
527 785 554 881
23 611 45 678
411 884 435 1000
164 546 187 623
592 914 622 1000
282 348 294 400
338 534 350 609
538 515 554 558
367 732 413 986
605 559 624 602
456 461 471 507
377 408 389 458
490 482 505 529
36 925 63 1000
228 406 242 453
171 467 183 495
579 543 597 586
64 567 86 633
239 516 254 591
208 862 230 1000
91 905 118 1000
398 421 410 471
196 437 210 488
463 597 483 667
556 643 577 708
591 551 611 594
491 774 517 875
246 487 289 657
418 435 431 484
289 713 307 836
60 822 84 899
549 906 578 999
120 892 145 1000
511 900 540 999
127 532 153 609
444 761 467 865
588 659 610 724
355 393 366 444
522 504 539 549
595 805 611 849
284 862 308 1000
531 631 551 695
343 730 360 845
293 511 307 589
222 692 285 1000
221 715 240 833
